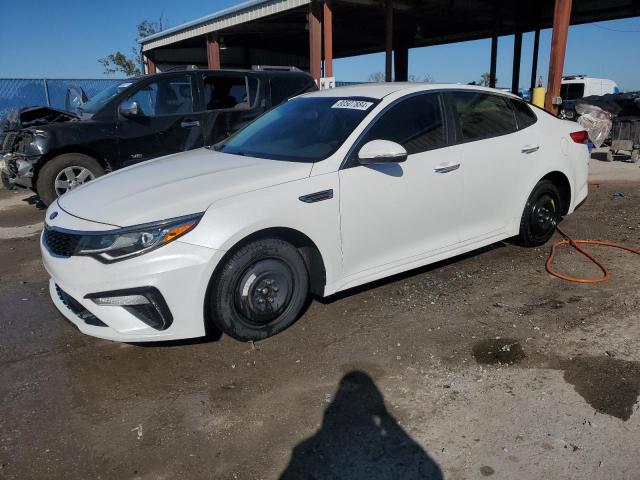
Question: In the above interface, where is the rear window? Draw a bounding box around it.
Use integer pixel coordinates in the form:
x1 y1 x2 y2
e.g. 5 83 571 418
202 75 258 111
448 91 517 142
270 75 314 106
560 83 585 101
510 99 537 130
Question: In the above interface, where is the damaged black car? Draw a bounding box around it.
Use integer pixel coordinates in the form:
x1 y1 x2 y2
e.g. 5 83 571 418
0 67 316 205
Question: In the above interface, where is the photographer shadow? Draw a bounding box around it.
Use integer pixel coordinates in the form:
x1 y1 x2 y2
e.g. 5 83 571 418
280 371 443 480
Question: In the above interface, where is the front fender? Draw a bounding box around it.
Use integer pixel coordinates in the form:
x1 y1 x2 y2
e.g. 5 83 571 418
182 173 343 289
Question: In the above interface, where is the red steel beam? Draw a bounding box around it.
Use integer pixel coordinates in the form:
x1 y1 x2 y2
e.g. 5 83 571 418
308 2 322 84
146 55 156 74
323 1 333 78
545 0 572 113
206 34 221 70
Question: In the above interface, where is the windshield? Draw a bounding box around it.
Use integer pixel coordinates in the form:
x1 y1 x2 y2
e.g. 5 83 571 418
78 81 136 114
216 96 379 162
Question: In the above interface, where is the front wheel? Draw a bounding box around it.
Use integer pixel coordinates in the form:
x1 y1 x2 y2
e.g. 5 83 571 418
207 238 310 341
36 153 104 206
516 180 562 247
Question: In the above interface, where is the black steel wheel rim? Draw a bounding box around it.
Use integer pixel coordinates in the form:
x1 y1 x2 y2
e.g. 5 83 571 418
234 258 294 325
530 193 557 239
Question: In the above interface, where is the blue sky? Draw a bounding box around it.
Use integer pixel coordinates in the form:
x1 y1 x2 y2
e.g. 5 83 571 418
1 1 639 90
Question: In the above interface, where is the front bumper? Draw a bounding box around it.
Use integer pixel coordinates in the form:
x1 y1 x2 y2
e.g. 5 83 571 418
42 224 225 343
0 153 36 188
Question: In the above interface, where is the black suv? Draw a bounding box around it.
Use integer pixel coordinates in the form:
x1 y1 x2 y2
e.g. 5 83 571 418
0 67 316 205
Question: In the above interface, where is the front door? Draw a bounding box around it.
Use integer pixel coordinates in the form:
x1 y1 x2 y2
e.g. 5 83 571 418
339 92 462 278
117 73 204 166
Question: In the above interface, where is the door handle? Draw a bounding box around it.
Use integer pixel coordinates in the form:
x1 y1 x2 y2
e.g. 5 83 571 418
434 163 460 174
521 145 540 154
181 120 201 128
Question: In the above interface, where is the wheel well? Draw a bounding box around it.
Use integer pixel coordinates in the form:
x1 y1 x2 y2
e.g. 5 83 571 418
541 171 571 216
32 148 110 191
217 227 327 297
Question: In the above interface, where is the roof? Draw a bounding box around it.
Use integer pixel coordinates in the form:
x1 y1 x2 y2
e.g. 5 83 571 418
301 83 521 100
139 0 309 51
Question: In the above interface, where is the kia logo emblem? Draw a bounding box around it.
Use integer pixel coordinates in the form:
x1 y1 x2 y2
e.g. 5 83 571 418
49 211 58 220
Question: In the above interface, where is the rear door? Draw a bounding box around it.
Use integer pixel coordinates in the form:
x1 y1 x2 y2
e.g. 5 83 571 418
198 72 262 146
116 73 203 166
443 91 531 242
268 74 317 108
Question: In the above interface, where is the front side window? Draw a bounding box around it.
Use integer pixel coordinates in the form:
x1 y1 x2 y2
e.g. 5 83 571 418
127 75 194 117
448 91 517 141
360 93 446 154
202 75 257 111
216 96 378 162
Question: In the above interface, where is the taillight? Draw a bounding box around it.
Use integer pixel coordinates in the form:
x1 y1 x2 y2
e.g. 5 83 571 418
570 130 589 144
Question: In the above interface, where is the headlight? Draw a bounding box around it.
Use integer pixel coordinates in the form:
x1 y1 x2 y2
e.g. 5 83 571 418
76 213 203 262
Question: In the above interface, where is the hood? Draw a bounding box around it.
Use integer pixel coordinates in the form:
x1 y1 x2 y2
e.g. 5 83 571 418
58 148 313 226
2 106 78 131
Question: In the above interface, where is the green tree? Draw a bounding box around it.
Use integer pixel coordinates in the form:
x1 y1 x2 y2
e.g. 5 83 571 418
478 72 496 87
98 17 168 76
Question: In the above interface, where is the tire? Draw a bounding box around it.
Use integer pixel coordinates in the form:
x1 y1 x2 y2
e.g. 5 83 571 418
207 238 310 341
516 180 562 247
36 153 104 206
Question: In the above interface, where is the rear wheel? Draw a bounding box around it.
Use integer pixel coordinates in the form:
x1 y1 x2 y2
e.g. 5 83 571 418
516 180 562 247
36 153 104 206
207 238 310 341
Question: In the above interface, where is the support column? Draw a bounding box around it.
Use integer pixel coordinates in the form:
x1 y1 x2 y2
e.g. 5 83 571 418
308 2 322 84
385 0 393 82
511 31 522 95
394 41 408 82
323 1 333 78
489 35 498 88
530 29 540 91
206 34 221 69
545 0 572 113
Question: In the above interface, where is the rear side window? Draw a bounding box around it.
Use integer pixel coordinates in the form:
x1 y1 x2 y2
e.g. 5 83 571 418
510 99 537 130
202 75 258 111
270 75 314 106
448 91 517 142
361 93 446 155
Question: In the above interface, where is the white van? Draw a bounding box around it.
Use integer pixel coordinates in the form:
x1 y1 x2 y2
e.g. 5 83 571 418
561 75 620 100
559 75 620 120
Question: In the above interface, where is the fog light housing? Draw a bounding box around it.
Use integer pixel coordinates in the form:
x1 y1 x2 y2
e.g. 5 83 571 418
85 287 173 331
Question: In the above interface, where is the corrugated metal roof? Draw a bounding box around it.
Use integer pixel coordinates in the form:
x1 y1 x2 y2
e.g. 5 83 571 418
139 0 310 51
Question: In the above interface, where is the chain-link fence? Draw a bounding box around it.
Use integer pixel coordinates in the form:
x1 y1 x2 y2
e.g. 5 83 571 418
0 78 124 120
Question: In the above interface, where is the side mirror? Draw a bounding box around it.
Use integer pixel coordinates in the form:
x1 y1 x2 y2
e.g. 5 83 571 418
357 140 407 165
119 100 141 118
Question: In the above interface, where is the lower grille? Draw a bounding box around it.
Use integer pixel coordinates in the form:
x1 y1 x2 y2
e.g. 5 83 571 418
55 285 107 327
44 227 81 257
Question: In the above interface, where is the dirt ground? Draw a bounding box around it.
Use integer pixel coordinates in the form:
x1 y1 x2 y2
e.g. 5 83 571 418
1 157 640 480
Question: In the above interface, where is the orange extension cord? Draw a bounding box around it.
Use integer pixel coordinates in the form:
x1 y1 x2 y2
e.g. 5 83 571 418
546 224 640 283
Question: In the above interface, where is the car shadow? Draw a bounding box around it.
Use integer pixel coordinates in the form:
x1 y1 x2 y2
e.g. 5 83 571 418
279 370 443 479
319 241 507 304
22 194 47 210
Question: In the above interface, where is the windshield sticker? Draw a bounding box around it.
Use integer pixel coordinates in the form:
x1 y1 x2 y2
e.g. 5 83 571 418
331 100 374 110
118 83 133 89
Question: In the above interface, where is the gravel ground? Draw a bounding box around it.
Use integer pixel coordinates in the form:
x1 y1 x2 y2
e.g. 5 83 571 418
1 158 639 480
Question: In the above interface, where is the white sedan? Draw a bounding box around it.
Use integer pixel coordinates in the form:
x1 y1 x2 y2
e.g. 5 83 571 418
41 83 589 343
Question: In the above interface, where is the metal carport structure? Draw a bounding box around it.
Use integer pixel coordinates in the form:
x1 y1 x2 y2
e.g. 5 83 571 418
139 0 640 114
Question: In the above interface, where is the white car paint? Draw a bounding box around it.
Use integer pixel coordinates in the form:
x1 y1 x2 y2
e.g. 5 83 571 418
41 83 589 342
